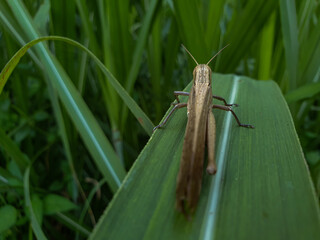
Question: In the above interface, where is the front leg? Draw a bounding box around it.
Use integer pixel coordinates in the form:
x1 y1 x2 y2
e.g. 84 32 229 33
153 103 188 131
173 91 189 104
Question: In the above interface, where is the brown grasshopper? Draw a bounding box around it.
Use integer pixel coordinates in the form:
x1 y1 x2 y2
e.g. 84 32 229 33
153 45 254 216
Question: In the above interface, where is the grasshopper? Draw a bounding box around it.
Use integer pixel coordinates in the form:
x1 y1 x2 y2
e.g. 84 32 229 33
154 45 254 216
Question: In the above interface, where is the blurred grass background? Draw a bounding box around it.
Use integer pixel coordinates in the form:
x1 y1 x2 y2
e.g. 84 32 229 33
0 0 319 239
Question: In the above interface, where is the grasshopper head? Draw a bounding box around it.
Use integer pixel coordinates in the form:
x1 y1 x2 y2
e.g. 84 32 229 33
193 64 212 85
182 44 229 86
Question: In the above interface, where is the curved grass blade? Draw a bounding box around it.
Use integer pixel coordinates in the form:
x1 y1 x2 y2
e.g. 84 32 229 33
285 82 320 103
1 1 126 191
55 212 91 237
24 167 48 240
0 36 126 191
0 129 29 173
0 35 154 135
0 205 17 233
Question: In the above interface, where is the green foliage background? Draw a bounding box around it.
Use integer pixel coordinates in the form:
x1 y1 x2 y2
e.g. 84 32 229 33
0 0 319 239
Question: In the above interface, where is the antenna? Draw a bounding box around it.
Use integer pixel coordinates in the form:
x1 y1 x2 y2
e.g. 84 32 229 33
206 44 230 65
181 44 199 65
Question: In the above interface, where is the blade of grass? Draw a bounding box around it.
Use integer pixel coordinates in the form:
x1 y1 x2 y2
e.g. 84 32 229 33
147 10 162 121
205 0 225 50
47 82 96 225
0 129 29 173
106 0 131 83
299 20 320 85
100 0 128 160
173 0 208 62
285 82 320 103
163 16 180 94
55 212 91 237
74 0 100 54
0 6 42 68
75 0 119 128
297 0 316 44
258 12 276 80
279 0 299 90
77 38 89 93
218 0 278 73
124 0 160 92
77 0 126 162
33 0 50 35
78 179 106 227
24 167 48 240
121 0 160 129
50 0 77 80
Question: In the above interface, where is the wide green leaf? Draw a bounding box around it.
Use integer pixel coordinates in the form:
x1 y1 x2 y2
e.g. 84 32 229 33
0 129 29 173
0 205 17 233
89 74 320 240
43 194 77 215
